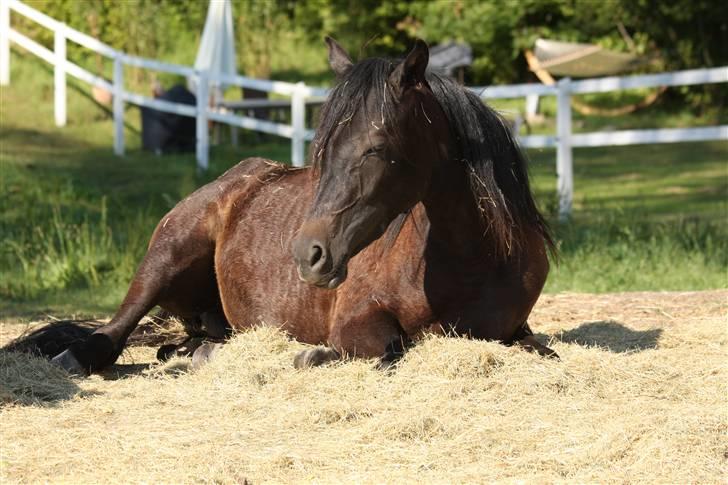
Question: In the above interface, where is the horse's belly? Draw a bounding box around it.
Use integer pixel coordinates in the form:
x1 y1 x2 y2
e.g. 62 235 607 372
214 172 334 344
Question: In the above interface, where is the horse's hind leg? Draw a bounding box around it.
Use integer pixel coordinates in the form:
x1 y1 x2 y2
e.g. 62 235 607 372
52 224 219 375
156 310 230 362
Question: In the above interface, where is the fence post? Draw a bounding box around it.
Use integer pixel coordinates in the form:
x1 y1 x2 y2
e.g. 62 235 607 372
291 82 306 167
54 24 66 126
556 77 573 220
196 71 209 171
0 0 9 86
113 55 124 156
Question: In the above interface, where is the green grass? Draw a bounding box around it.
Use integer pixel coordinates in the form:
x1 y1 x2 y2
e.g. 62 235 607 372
1 51 726 321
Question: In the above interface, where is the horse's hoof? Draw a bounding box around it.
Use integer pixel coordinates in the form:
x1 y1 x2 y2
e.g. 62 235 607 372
50 349 87 376
376 355 401 372
544 348 560 360
191 342 222 370
293 347 340 369
156 344 178 362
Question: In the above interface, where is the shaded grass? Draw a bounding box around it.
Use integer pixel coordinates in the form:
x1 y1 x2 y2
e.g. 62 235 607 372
1 50 726 320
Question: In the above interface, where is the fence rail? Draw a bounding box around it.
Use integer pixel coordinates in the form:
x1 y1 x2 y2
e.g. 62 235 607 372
1 0 726 217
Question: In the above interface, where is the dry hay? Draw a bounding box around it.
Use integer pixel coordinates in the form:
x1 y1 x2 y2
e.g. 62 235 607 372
1 290 726 484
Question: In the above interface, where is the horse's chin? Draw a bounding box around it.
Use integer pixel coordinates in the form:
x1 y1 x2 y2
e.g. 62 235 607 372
296 264 348 290
321 264 348 289
325 269 347 289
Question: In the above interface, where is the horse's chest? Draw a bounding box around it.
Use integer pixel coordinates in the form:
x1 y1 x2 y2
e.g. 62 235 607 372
420 255 515 337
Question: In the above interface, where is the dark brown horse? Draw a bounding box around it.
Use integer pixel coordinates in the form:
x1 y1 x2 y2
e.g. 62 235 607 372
50 38 556 375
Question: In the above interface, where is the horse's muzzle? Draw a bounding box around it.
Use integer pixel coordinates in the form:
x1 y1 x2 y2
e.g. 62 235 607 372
292 228 348 289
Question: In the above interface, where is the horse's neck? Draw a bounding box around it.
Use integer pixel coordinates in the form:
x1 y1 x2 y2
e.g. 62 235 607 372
422 163 497 262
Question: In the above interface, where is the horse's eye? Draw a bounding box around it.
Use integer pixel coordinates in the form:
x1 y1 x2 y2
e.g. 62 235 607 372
363 147 383 158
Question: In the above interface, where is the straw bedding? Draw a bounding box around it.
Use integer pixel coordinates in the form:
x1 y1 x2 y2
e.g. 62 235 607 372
1 290 726 483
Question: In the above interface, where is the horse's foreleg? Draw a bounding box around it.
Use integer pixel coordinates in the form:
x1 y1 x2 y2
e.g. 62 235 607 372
509 321 559 359
293 312 409 369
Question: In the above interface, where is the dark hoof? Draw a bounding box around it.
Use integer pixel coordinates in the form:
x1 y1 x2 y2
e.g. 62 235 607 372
156 344 178 362
542 347 560 360
377 350 405 372
529 347 560 359
50 349 88 376
518 336 560 360
191 342 222 370
66 333 119 373
376 358 397 372
376 338 409 371
293 347 340 369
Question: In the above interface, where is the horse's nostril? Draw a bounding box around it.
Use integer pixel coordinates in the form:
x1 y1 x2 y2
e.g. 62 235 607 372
309 244 325 269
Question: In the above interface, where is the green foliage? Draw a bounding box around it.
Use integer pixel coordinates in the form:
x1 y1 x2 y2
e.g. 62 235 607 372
17 0 205 87
16 0 727 104
405 0 727 89
292 0 412 56
234 0 290 78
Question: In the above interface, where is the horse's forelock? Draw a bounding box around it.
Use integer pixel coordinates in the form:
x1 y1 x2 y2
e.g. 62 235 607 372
311 58 407 169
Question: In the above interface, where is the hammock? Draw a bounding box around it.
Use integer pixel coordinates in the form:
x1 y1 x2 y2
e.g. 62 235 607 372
526 38 664 116
532 38 641 77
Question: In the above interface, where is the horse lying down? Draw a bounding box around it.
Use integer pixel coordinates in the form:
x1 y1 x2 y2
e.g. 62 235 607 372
41 38 558 375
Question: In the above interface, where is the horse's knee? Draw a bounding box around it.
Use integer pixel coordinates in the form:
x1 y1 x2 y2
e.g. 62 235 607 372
329 316 404 359
199 311 231 339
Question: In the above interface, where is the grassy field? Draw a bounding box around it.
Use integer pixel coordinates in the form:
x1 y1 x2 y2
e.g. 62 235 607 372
1 51 727 321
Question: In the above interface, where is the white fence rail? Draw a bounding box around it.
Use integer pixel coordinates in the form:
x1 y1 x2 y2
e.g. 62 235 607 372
1 0 726 217
472 69 728 217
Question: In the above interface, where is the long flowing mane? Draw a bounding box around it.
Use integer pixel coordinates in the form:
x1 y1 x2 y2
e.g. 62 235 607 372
311 57 554 258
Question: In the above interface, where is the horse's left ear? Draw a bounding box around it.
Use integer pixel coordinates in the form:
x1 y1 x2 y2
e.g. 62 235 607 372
389 39 429 95
325 36 353 78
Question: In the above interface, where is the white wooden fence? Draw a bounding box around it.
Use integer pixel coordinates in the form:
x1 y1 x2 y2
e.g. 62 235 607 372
0 0 324 170
473 71 728 218
2 0 726 218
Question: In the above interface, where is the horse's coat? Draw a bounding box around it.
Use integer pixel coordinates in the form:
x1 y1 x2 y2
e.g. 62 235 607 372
52 38 556 374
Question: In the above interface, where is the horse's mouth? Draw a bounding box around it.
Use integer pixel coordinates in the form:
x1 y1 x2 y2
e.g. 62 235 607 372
324 266 347 289
296 264 348 289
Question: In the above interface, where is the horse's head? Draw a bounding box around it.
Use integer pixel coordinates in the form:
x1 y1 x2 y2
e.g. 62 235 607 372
292 38 449 288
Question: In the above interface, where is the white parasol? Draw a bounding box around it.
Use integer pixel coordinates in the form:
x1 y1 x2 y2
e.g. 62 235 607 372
191 0 237 99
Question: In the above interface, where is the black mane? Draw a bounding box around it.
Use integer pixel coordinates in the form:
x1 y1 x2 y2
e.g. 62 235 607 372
311 57 554 258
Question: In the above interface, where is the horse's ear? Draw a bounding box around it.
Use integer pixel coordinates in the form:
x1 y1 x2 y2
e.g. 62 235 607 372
325 36 353 78
389 39 429 95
